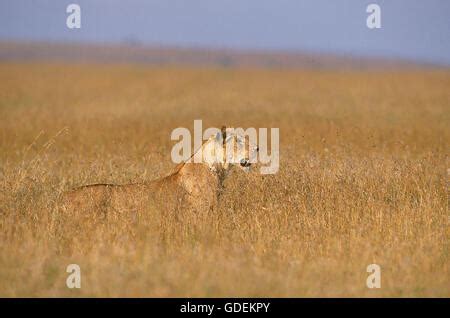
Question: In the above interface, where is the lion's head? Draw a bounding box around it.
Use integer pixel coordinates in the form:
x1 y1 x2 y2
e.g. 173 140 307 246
195 126 259 172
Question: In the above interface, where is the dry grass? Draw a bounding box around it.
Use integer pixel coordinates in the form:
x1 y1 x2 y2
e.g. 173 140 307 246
0 62 448 297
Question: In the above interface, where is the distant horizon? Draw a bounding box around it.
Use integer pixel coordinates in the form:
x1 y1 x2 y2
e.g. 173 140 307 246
1 1 449 66
2 40 441 69
4 35 450 68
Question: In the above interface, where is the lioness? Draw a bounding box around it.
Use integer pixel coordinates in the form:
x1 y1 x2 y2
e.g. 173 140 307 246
61 127 258 214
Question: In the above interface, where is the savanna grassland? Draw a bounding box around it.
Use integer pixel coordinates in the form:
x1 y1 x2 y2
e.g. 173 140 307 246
0 62 448 297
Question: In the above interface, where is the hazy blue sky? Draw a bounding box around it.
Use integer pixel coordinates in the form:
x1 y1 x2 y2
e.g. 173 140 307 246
1 0 449 64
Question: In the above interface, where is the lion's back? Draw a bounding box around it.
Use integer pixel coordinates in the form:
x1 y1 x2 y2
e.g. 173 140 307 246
59 165 213 214
60 184 113 213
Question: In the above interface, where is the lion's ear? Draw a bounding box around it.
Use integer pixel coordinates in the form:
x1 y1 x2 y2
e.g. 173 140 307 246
221 126 227 144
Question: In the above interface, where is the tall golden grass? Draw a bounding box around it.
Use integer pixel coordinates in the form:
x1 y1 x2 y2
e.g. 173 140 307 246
0 62 448 297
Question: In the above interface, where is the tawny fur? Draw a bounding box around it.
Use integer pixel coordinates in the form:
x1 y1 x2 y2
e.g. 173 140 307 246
61 127 257 214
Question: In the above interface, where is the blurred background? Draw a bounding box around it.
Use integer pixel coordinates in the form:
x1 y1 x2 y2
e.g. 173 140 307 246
1 1 449 298
1 0 449 67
